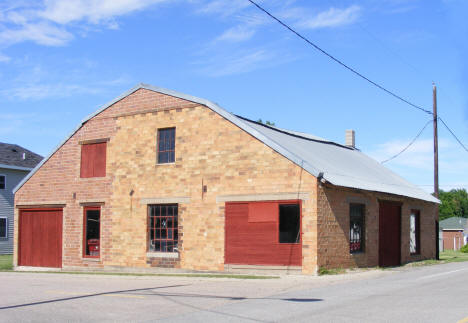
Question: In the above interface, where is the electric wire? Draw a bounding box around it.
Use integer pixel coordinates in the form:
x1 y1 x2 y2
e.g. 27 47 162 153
247 0 468 157
246 0 433 115
438 117 468 153
381 119 432 164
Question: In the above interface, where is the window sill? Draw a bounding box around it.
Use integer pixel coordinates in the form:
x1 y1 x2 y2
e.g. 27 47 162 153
155 162 176 166
82 257 100 262
146 252 179 259
79 176 107 179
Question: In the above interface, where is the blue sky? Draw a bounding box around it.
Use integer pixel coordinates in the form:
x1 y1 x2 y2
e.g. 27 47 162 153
0 0 467 193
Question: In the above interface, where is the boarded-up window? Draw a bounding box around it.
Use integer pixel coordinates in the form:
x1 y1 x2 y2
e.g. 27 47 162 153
80 142 107 178
157 128 175 164
0 175 5 189
0 217 7 238
410 210 420 255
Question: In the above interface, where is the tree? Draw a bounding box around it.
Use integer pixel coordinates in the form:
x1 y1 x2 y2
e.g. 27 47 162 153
257 119 276 126
438 188 468 220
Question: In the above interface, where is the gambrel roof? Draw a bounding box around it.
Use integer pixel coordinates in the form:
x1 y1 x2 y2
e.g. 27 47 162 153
14 83 439 203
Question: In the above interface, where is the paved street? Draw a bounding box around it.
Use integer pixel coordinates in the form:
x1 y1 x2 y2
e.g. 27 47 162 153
1 262 467 322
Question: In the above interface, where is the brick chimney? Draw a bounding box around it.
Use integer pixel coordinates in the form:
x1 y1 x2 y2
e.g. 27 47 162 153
345 130 355 148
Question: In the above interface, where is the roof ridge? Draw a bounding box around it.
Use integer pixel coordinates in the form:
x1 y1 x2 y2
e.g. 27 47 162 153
235 115 353 150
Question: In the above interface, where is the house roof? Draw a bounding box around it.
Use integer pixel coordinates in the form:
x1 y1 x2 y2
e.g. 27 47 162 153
13 83 439 203
0 142 43 170
440 217 467 231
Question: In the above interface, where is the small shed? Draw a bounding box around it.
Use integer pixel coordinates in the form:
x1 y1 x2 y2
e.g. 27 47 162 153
440 217 467 250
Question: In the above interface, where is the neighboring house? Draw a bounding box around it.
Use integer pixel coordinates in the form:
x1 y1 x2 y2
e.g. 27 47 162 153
0 143 42 254
13 84 439 273
440 217 467 250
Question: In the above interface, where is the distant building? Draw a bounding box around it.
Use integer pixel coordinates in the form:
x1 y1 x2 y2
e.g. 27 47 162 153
440 217 467 250
0 143 42 254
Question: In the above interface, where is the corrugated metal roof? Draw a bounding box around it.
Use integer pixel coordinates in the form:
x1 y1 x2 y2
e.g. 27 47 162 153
13 83 440 204
440 217 467 230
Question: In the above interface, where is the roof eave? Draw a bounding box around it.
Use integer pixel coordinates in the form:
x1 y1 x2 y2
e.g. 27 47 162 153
0 163 33 172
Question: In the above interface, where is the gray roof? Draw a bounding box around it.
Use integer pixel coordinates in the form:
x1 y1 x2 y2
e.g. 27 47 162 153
0 142 43 170
440 217 467 231
13 83 440 203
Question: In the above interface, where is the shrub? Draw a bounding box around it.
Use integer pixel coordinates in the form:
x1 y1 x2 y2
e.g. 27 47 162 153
460 244 468 253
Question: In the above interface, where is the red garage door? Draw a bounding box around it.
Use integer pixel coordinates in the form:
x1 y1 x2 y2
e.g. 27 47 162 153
225 201 302 266
379 201 401 267
19 209 63 268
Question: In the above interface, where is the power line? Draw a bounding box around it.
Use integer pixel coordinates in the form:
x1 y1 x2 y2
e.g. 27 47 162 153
246 0 433 115
381 119 432 164
438 117 468 153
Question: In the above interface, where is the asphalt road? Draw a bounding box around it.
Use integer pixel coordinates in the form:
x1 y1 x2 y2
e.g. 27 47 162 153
1 262 467 322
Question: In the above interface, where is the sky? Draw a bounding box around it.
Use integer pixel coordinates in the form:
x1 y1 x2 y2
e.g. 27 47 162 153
0 0 467 193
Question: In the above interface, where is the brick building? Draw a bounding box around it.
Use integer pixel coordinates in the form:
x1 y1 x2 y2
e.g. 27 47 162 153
13 84 439 274
440 217 467 251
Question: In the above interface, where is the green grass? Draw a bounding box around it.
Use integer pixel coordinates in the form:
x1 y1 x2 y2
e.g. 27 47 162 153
0 255 13 270
404 250 468 267
439 250 468 263
318 267 346 276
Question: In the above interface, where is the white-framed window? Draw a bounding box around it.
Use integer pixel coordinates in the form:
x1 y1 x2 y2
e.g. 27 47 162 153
0 217 7 238
0 175 5 190
410 210 420 255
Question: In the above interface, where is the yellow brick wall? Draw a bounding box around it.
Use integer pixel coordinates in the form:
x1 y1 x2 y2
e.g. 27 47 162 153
107 103 318 272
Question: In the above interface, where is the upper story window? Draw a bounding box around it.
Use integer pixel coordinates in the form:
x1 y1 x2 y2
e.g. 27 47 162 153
350 204 365 253
157 128 175 164
0 175 5 189
80 142 107 178
410 209 420 255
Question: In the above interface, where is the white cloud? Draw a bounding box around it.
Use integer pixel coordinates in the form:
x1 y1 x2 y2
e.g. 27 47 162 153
0 21 73 46
0 53 11 62
196 47 295 77
366 137 468 193
1 83 101 100
296 5 361 29
40 0 168 25
195 0 252 17
0 0 171 47
215 25 256 42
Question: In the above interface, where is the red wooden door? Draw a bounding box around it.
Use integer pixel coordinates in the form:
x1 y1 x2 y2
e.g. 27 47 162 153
379 201 401 267
19 209 63 268
225 201 301 266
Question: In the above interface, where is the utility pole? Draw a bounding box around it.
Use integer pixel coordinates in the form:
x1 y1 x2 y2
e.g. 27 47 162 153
433 82 439 260
433 83 439 198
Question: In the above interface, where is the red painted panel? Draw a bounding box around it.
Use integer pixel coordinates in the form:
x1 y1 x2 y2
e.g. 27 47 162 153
94 142 107 177
379 201 401 267
225 201 301 266
80 142 106 178
248 202 278 222
19 209 63 268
